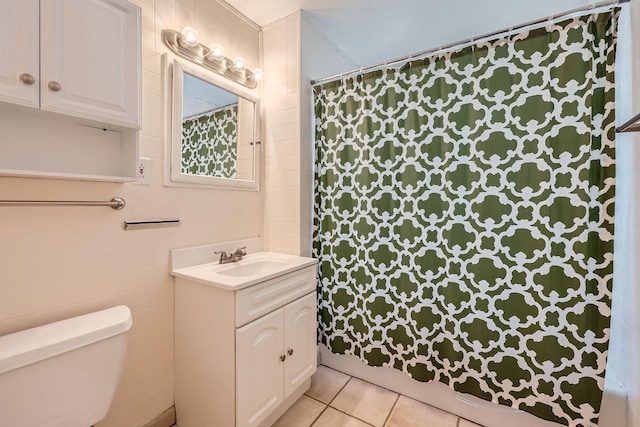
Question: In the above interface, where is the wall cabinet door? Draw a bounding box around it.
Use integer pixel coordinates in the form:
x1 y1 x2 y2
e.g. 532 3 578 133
0 0 39 107
283 292 317 397
236 308 285 427
40 0 140 128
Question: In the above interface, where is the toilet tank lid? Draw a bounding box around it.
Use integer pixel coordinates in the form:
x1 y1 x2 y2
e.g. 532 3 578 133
0 305 133 374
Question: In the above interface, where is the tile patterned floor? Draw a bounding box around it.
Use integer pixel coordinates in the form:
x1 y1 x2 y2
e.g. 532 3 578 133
273 366 484 427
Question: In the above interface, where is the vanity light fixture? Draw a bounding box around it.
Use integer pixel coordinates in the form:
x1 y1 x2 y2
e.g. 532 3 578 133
178 27 199 47
232 56 246 72
161 29 262 89
208 43 225 61
250 68 264 82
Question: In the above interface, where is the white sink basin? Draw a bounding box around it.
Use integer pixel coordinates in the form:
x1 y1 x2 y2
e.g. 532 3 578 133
171 251 317 290
216 259 289 277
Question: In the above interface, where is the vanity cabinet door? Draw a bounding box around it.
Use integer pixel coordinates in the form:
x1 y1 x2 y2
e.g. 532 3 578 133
0 0 39 108
236 308 285 427
283 292 317 397
40 0 140 128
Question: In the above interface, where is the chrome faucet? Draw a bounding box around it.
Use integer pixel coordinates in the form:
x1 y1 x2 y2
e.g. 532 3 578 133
214 246 247 264
214 250 230 264
230 246 247 262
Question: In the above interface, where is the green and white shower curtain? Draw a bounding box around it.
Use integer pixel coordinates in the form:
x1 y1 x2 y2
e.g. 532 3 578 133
313 11 617 427
182 104 238 178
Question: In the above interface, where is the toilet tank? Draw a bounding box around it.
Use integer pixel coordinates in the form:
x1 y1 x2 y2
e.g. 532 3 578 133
0 305 133 427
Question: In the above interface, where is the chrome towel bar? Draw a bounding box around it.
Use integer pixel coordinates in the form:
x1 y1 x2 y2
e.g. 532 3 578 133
0 197 125 210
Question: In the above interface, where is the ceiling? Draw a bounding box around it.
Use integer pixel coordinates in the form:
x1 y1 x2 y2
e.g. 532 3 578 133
224 0 593 68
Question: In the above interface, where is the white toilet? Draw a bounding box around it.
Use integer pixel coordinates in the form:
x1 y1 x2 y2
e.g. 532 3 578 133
0 305 133 427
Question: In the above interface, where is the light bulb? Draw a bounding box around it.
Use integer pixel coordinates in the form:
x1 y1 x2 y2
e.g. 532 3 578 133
251 68 264 81
207 43 225 61
179 27 199 47
233 56 246 72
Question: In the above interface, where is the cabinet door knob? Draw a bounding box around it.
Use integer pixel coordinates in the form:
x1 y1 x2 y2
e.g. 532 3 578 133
48 81 62 92
19 73 36 85
279 355 286 362
287 348 294 356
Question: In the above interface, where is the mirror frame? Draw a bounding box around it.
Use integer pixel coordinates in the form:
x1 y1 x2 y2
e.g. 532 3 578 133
163 54 260 190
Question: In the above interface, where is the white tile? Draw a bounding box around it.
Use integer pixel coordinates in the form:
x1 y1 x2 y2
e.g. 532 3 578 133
175 6 194 31
0 224 30 286
0 316 31 337
312 407 371 427
141 113 163 138
331 378 398 427
142 92 162 118
175 0 193 13
193 0 211 20
267 108 299 128
265 186 300 202
0 286 31 321
266 92 298 111
273 395 325 427
265 201 299 218
305 365 351 404
265 140 299 158
266 232 300 253
268 123 299 143
266 217 303 234
265 170 300 188
154 0 176 31
385 396 457 427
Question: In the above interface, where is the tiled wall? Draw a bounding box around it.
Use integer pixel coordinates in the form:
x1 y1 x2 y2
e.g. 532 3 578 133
262 14 302 255
262 12 358 256
0 1 261 426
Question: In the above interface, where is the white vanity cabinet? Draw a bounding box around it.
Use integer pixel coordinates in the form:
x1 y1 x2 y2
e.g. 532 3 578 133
0 0 140 181
236 292 317 427
174 263 318 427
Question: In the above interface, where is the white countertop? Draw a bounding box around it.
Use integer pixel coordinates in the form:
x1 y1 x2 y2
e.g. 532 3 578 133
171 251 317 290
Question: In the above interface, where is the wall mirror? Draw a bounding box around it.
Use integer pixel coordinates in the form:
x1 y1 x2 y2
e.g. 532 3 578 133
165 56 259 190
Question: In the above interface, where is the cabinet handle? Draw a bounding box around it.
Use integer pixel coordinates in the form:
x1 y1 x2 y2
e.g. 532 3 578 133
48 81 62 92
287 349 294 356
19 73 36 85
279 355 286 362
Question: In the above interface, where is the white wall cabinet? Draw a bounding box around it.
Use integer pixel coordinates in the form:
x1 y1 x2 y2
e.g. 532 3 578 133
0 0 39 108
174 266 318 427
0 0 141 182
40 0 140 128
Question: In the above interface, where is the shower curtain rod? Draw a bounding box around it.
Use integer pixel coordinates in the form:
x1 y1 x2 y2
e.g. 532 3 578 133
311 0 628 86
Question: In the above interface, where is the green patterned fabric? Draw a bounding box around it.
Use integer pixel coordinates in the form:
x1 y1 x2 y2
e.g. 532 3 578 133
313 11 617 427
182 104 238 178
